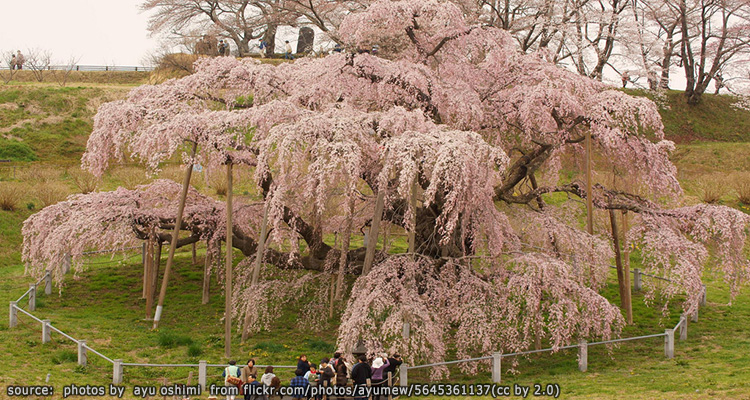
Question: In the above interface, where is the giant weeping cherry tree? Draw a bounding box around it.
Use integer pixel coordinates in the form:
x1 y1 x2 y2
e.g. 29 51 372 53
22 0 750 378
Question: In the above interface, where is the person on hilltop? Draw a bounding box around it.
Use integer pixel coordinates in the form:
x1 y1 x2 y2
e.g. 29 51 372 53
15 50 24 70
258 39 268 58
10 54 16 70
223 360 242 400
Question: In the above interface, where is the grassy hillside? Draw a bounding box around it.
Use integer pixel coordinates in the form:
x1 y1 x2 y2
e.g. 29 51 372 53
1 77 750 399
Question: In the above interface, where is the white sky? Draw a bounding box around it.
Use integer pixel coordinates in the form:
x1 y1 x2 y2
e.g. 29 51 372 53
0 0 159 66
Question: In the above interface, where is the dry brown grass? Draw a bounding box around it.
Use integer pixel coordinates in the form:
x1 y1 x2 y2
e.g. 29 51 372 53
18 166 63 183
696 174 728 204
113 166 150 189
730 172 750 204
34 182 70 207
68 168 100 194
0 182 25 211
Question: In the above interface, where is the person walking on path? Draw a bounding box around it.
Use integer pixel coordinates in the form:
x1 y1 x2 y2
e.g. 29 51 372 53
284 41 294 60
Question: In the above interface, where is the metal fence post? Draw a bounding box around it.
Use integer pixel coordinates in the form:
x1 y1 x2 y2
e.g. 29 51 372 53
578 340 588 372
78 340 88 366
199 360 207 391
28 284 36 311
45 270 52 295
9 301 17 328
399 364 408 386
113 359 123 384
679 316 687 341
42 320 51 343
664 329 674 359
633 269 642 291
492 352 502 383
700 284 707 307
692 309 698 323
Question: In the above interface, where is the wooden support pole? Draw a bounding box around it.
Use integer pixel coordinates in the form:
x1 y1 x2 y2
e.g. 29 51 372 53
9 301 17 328
192 242 197 265
679 316 687 341
225 162 233 358
202 242 211 305
621 210 632 324
585 131 594 235
610 209 631 323
153 141 197 330
336 195 355 300
408 181 417 257
142 242 148 299
363 190 386 275
242 196 270 342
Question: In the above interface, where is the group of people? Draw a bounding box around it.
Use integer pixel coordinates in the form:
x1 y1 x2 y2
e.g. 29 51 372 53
195 35 231 57
9 50 24 70
221 352 403 400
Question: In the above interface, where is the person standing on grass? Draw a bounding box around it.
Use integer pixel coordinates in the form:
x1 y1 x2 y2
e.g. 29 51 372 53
290 368 310 399
223 360 242 400
10 54 16 70
297 354 311 376
334 355 348 391
350 355 372 400
317 358 335 399
242 359 258 384
382 353 402 384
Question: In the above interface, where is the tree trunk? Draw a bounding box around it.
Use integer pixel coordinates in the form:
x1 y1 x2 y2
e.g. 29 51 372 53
225 163 233 358
363 190 386 275
263 25 277 57
621 210 632 324
610 209 632 323
336 196 356 300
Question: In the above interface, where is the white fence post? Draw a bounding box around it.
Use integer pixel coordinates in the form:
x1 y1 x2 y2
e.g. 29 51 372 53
664 329 674 359
700 284 707 307
679 316 687 341
692 309 698 323
199 360 207 391
45 270 52 295
63 254 71 274
492 352 502 383
633 269 642 291
78 340 88 366
399 364 408 386
403 323 410 340
113 359 123 384
42 320 51 344
578 340 588 372
28 284 36 311
9 301 17 328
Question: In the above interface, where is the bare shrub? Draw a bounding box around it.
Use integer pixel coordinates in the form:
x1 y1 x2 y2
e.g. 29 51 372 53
0 182 25 211
697 174 728 204
25 48 52 82
68 168 99 194
730 172 750 204
18 167 62 183
114 166 149 189
51 55 82 87
35 182 69 207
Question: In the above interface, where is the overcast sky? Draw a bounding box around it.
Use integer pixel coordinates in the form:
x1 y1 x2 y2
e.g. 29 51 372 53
0 0 159 66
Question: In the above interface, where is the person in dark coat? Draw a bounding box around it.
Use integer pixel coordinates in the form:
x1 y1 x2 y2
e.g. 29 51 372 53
317 358 335 399
382 353 402 382
350 355 372 400
297 355 311 376
334 356 348 387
